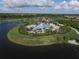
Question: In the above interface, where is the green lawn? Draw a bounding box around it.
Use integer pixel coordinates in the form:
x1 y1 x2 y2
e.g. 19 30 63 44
5 17 79 46
8 25 78 46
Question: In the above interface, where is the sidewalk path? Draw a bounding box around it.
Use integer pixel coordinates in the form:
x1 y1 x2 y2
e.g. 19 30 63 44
70 27 79 35
68 27 79 45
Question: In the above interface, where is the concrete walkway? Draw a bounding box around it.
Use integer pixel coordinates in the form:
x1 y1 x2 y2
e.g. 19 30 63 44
70 27 79 35
68 40 79 45
68 27 79 45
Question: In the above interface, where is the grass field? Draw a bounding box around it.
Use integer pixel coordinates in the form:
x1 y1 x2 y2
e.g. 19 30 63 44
8 25 79 46
0 14 78 46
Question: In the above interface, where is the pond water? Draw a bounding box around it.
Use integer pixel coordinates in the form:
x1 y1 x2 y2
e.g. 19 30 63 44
0 22 19 47
0 22 79 59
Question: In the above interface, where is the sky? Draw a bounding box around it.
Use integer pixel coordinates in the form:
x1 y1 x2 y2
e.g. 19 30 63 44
0 0 79 14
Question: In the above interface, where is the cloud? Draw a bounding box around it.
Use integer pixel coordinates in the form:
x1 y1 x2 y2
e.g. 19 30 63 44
4 0 79 11
53 0 79 11
69 0 79 7
0 0 79 13
3 0 53 7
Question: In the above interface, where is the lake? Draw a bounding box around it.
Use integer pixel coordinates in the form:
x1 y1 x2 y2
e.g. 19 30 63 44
0 22 79 59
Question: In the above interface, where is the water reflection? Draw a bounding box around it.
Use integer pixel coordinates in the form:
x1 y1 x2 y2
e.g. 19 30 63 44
0 22 79 59
0 22 18 47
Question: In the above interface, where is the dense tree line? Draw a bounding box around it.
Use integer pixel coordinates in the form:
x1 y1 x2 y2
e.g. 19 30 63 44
56 20 79 30
0 13 79 19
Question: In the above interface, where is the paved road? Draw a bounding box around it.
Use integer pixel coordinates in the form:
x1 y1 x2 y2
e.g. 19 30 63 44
70 27 79 35
68 27 79 45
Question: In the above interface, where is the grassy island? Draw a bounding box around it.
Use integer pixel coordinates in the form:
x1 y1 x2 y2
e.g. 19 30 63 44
8 25 78 46
6 15 79 46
